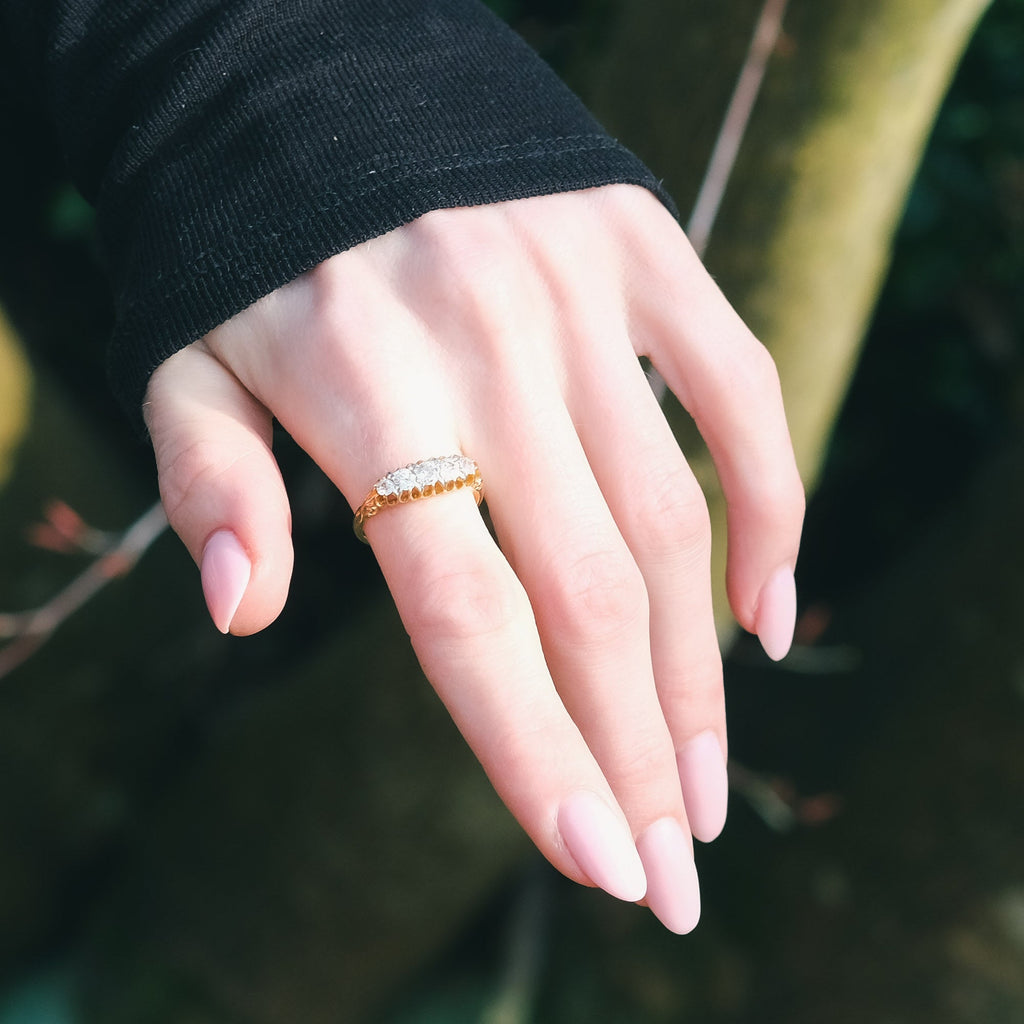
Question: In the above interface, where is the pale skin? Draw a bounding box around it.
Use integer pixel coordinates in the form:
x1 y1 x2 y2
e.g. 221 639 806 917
144 183 805 933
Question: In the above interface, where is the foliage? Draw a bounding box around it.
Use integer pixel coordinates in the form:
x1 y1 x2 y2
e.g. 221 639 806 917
802 0 1024 599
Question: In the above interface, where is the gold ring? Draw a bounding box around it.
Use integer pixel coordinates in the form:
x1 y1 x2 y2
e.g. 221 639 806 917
353 455 484 542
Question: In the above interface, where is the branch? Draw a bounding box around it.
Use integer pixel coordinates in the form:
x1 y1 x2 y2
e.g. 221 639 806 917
0 501 169 680
686 0 790 259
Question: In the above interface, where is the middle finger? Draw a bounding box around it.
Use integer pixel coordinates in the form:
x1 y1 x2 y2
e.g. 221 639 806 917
568 338 730 844
466 374 702 931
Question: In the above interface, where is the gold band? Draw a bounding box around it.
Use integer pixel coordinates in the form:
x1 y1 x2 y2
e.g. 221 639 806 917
353 455 483 542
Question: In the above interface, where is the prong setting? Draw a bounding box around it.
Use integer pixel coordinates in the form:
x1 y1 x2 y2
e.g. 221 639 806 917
354 456 483 541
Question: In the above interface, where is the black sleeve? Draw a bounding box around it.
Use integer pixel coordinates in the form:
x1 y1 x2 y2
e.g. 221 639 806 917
2 0 674 431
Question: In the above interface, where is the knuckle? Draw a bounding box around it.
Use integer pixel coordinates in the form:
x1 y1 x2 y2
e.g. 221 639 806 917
415 205 502 258
544 546 648 645
156 435 263 526
305 284 380 379
608 733 674 798
739 340 784 398
632 464 712 559
157 437 227 522
411 211 525 331
778 480 808 535
450 263 519 335
747 468 807 540
404 560 526 647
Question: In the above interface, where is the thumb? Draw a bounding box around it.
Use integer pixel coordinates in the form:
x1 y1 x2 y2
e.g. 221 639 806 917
144 342 293 635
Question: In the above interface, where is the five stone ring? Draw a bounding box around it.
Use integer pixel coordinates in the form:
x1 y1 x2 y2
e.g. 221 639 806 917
353 455 484 542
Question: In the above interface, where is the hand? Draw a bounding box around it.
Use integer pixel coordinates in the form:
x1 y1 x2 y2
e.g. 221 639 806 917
144 184 804 933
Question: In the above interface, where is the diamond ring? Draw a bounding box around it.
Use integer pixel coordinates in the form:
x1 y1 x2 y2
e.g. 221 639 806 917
353 455 484 542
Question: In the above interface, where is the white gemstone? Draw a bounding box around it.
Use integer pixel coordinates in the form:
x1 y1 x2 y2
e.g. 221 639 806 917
391 467 416 494
413 461 438 489
439 457 460 484
375 476 397 498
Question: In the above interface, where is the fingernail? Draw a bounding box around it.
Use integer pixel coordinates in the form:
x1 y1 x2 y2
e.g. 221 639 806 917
201 530 251 634
755 565 797 661
636 817 701 935
558 792 647 903
677 731 729 843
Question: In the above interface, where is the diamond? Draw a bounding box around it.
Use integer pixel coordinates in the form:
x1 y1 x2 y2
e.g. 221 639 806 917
391 467 416 495
413 461 438 490
438 457 459 485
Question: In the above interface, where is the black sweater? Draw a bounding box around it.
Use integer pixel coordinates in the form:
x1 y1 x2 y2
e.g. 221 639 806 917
1 0 671 429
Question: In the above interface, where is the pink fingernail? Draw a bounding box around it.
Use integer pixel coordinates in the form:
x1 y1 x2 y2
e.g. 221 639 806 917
755 565 797 662
201 530 251 634
677 731 729 843
558 792 647 903
636 817 701 935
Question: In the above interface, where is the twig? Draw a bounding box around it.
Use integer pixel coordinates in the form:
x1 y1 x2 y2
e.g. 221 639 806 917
686 0 790 259
650 0 790 405
0 501 168 680
26 498 118 555
480 862 550 1024
729 760 842 832
728 761 798 831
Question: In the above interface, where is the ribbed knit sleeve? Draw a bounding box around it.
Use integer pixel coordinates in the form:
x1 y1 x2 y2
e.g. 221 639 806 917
4 0 673 429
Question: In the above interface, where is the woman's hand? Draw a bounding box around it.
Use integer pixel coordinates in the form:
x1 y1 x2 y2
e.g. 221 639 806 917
144 183 804 933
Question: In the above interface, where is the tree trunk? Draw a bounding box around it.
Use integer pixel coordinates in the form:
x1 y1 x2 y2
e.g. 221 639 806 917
0 307 31 489
577 0 991 630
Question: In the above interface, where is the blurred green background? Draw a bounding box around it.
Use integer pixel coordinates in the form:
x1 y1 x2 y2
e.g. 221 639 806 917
1 0 1022 1021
